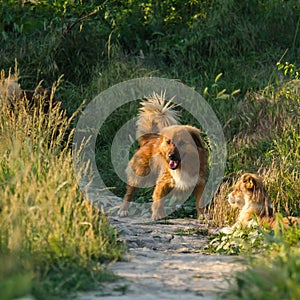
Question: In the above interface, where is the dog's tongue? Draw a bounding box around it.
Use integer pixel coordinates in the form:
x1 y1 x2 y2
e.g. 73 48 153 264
169 160 179 170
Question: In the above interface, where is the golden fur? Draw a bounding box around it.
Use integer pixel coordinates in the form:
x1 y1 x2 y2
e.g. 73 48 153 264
228 173 299 228
118 93 207 220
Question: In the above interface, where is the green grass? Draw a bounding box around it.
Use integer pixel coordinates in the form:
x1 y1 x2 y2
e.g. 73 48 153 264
226 250 300 300
0 75 125 299
205 217 300 299
223 222 300 300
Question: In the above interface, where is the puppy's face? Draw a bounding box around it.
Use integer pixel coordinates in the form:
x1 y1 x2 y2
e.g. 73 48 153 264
228 173 263 209
159 125 201 173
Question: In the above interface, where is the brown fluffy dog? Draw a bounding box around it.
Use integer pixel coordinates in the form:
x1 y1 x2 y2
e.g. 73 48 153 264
228 173 299 228
118 93 207 220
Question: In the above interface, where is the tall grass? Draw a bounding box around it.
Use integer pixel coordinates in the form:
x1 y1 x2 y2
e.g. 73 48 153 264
0 73 124 299
208 77 300 227
208 75 300 298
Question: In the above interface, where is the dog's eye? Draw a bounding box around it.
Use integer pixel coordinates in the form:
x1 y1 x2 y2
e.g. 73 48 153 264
166 139 171 144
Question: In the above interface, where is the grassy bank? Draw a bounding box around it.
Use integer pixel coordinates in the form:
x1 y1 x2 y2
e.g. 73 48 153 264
0 75 124 299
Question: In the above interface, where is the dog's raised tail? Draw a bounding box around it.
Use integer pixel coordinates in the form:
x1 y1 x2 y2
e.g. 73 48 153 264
136 91 179 141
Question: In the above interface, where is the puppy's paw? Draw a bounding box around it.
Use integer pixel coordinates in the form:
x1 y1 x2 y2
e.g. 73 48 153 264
118 201 130 218
208 226 233 235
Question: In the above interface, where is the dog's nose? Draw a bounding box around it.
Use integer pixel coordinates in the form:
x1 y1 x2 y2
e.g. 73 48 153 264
168 153 176 160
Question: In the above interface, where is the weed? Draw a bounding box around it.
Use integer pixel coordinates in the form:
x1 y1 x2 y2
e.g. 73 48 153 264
205 225 269 255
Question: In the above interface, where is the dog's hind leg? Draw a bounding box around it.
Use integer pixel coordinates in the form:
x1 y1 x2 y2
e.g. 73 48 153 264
194 179 206 218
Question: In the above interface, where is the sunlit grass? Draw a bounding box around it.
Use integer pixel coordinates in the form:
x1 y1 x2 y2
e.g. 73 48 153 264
0 73 125 299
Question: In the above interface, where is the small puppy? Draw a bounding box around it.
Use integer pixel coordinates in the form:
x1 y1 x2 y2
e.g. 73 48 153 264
118 93 208 220
228 173 299 228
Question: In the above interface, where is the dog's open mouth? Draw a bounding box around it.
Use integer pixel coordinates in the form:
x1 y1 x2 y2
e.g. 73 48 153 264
169 159 180 170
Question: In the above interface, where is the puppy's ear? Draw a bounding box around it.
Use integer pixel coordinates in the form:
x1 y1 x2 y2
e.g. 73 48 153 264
242 173 259 190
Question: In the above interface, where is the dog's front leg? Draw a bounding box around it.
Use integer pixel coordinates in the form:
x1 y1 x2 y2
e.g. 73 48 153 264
118 185 136 217
151 178 173 220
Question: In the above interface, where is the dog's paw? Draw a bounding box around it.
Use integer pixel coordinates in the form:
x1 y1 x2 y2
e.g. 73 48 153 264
151 211 166 221
151 200 166 220
118 201 130 218
118 209 129 217
197 212 212 221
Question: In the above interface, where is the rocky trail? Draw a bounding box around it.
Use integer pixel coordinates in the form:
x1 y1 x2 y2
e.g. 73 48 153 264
77 217 244 300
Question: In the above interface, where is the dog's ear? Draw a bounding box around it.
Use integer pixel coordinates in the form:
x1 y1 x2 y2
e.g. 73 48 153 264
138 133 160 146
242 173 261 190
185 126 205 149
242 173 273 217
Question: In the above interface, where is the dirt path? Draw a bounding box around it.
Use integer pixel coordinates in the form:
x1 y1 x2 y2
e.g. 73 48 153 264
76 217 244 300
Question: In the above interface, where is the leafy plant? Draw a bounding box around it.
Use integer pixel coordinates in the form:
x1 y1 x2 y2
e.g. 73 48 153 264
277 61 300 80
205 225 269 255
224 221 300 300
